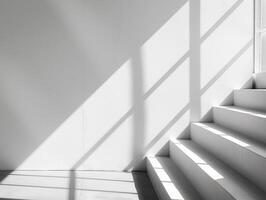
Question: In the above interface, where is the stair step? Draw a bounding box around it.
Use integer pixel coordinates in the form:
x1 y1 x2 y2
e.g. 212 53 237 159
234 89 266 112
191 122 266 191
146 157 202 200
254 72 266 89
170 139 266 200
213 106 266 144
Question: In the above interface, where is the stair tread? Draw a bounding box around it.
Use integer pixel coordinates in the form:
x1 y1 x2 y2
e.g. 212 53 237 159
170 139 266 200
147 157 202 200
192 122 266 159
214 105 266 118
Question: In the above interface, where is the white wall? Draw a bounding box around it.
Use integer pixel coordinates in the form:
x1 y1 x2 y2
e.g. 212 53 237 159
0 0 254 171
260 0 266 71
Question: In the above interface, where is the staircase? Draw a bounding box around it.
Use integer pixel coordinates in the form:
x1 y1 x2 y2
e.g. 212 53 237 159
146 72 266 200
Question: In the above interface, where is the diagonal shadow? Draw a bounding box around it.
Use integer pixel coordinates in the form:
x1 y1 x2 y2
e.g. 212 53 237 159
0 0 190 174
124 104 190 171
65 36 254 198
69 49 190 172
200 0 244 43
144 52 189 98
201 39 253 94
67 50 189 200
66 1 252 199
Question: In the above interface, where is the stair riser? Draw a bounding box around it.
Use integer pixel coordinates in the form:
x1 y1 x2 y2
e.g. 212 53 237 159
191 124 266 191
169 141 235 200
255 72 266 89
234 90 266 112
146 159 171 200
213 108 266 144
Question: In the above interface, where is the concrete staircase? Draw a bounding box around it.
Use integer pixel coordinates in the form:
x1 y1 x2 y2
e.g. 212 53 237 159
146 72 266 200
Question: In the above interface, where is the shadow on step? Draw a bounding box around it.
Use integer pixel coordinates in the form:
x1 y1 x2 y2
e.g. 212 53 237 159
132 172 159 200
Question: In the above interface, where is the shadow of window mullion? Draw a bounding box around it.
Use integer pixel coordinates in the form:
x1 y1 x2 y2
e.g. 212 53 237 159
130 51 146 171
189 0 201 122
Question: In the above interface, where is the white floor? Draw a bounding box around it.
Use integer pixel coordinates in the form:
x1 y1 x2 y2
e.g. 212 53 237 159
0 170 158 200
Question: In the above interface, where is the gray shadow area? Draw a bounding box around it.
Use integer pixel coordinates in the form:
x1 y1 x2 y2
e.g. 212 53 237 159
0 0 187 169
132 172 159 200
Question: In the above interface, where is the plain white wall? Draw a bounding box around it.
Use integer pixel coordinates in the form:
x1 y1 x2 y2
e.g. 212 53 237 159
0 0 253 171
260 0 266 71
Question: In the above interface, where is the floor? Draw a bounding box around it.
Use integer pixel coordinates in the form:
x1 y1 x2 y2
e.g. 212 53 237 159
0 170 158 200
